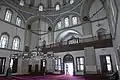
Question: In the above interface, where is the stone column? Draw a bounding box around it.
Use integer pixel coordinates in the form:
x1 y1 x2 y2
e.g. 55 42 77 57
84 47 97 74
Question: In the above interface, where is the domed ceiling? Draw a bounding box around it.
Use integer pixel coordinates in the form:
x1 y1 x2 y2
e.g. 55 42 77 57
5 0 76 9
4 0 81 15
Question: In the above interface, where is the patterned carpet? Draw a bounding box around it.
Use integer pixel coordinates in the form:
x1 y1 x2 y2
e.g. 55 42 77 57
0 75 108 80
13 75 86 80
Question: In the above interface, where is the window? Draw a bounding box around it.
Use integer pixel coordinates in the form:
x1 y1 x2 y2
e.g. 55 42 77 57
55 58 61 71
70 0 74 4
106 56 112 71
43 60 46 67
57 21 62 29
0 33 9 48
12 37 20 50
55 4 60 10
5 9 12 22
39 5 43 11
10 58 18 73
72 16 78 25
20 0 24 6
0 57 6 74
76 57 84 71
64 17 69 27
16 17 22 26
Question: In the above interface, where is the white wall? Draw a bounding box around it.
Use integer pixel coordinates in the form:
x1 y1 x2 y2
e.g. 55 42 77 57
95 47 117 73
0 5 25 76
45 47 116 75
89 0 110 36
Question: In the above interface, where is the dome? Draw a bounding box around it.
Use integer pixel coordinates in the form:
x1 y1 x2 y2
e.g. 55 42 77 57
3 0 81 15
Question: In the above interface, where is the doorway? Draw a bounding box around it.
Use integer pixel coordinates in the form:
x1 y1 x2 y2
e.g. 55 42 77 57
100 55 113 74
63 54 74 76
64 63 74 75
40 59 46 75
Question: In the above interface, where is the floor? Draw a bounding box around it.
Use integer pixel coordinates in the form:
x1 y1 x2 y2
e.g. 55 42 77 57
0 75 108 80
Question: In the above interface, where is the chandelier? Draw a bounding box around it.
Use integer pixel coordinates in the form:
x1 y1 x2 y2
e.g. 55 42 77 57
10 42 55 60
10 10 56 60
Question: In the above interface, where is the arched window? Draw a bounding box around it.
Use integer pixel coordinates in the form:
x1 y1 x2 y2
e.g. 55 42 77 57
5 9 12 22
0 33 9 48
57 21 62 29
55 4 60 10
16 16 22 26
38 4 44 11
64 17 69 27
72 16 78 25
69 0 74 4
20 0 25 6
12 36 20 50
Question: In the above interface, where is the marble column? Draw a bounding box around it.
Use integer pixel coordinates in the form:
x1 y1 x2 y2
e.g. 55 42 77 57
84 47 97 74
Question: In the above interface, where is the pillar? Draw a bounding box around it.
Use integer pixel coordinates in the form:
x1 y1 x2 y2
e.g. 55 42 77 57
63 0 67 5
47 0 52 8
82 22 93 36
46 58 54 73
84 47 97 74
24 27 32 52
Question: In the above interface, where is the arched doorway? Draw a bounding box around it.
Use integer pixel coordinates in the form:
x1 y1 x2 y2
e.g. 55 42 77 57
63 54 75 75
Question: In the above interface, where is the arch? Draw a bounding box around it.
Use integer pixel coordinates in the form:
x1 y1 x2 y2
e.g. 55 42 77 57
63 54 74 63
26 15 53 29
0 32 10 48
0 32 10 38
72 16 78 25
4 8 13 22
55 20 62 30
38 3 44 11
55 3 60 11
64 16 70 27
54 12 81 30
63 54 75 75
0 3 26 22
55 29 82 42
12 35 21 50
80 0 95 21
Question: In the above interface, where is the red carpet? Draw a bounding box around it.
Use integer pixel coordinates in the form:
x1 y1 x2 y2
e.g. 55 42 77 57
13 75 85 80
0 75 108 80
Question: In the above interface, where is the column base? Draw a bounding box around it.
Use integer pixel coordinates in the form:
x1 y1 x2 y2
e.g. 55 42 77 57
85 65 97 74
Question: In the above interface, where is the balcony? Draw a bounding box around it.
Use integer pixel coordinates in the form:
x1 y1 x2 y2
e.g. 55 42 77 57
42 34 113 53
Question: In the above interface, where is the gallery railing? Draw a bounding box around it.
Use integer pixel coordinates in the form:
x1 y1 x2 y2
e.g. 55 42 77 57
44 34 112 48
